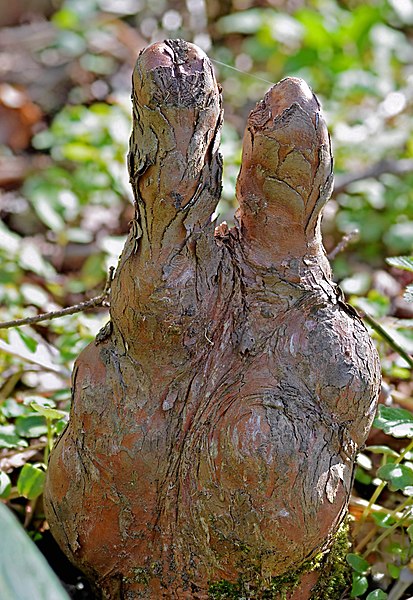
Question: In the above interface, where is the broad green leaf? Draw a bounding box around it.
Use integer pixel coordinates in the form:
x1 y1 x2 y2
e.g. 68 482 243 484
30 402 67 421
0 425 28 450
15 415 47 439
373 405 413 438
17 464 45 500
346 553 370 574
386 256 413 273
0 503 69 599
351 573 368 597
377 463 413 491
0 471 12 499
366 590 388 600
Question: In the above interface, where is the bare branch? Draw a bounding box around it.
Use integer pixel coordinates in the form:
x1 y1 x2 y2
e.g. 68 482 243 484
333 158 413 196
327 229 359 260
0 267 114 330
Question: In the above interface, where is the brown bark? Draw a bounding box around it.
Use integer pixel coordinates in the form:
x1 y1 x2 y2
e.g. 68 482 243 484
44 39 381 599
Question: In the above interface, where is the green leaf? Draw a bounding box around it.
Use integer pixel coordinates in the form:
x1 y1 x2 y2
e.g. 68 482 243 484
0 399 30 419
15 415 47 438
407 524 413 542
377 463 413 491
0 503 69 599
387 563 400 579
386 256 413 273
0 471 12 499
351 573 368 597
373 405 413 438
17 464 45 499
371 512 394 528
365 445 400 458
346 553 370 574
30 402 67 421
16 329 38 353
366 590 388 600
0 425 28 450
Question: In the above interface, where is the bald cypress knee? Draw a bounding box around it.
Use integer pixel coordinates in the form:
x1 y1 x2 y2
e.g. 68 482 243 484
44 39 381 599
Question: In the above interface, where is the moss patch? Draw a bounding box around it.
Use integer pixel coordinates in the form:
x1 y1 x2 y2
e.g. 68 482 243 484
209 522 351 599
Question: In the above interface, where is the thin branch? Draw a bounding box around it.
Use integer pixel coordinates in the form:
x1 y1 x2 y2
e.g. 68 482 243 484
0 267 114 330
333 158 413 196
362 311 413 369
328 229 359 260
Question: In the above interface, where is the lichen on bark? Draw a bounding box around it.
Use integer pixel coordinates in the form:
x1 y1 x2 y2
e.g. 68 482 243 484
44 39 381 599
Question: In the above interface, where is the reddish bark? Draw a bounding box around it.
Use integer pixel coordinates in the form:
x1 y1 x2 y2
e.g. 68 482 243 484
44 39 381 599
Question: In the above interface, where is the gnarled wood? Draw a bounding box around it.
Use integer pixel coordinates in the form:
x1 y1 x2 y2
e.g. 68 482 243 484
44 39 380 599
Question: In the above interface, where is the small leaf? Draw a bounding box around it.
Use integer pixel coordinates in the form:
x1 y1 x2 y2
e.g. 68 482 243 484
407 524 413 542
30 402 67 421
15 414 47 439
346 553 370 574
373 405 413 438
387 563 400 579
16 329 38 353
365 445 400 458
371 512 394 528
366 590 388 600
0 471 12 499
351 573 368 597
17 463 45 499
377 463 413 491
386 256 413 273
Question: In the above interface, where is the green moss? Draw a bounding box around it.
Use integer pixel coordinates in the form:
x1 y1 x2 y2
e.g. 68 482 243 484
208 522 351 599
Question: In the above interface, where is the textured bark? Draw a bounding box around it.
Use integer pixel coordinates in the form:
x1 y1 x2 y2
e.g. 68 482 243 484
44 39 381 599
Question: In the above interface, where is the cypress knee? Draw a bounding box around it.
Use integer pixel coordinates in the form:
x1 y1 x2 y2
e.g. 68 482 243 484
44 39 381 599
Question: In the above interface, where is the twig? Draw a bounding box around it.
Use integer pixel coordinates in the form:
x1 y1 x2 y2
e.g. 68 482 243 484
361 312 413 369
0 267 114 330
328 229 359 260
333 158 413 196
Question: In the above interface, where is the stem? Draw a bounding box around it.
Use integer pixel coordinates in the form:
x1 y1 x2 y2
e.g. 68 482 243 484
327 229 359 260
44 419 52 464
0 267 114 331
362 312 413 369
362 495 413 559
355 439 413 534
356 495 413 555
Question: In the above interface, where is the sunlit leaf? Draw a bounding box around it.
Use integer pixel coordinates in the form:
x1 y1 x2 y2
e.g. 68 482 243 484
365 445 399 458
0 425 28 450
17 463 45 499
377 463 413 491
373 405 413 438
30 402 67 421
0 471 12 499
386 256 413 273
15 415 47 439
